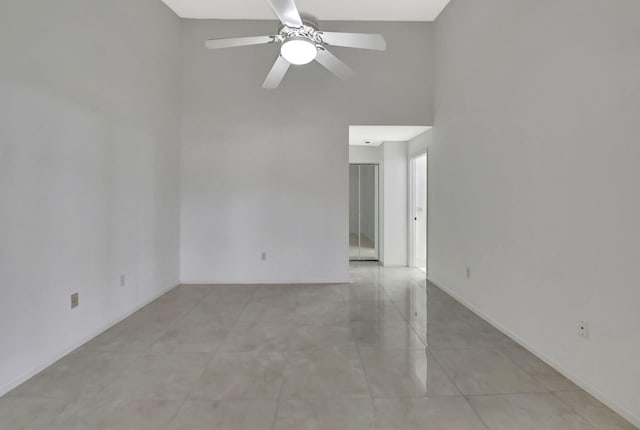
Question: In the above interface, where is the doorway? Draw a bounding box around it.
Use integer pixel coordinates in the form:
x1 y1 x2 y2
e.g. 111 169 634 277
349 164 379 261
410 154 427 272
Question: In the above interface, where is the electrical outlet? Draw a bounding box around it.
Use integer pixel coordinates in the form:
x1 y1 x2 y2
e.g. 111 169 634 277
70 293 79 309
261 252 267 261
578 320 588 338
120 274 126 287
466 267 471 279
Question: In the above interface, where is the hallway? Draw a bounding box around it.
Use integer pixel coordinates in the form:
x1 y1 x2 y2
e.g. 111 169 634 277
1 264 634 429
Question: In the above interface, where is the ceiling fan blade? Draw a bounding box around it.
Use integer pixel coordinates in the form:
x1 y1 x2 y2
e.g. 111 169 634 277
320 32 387 51
263 56 291 89
205 36 277 50
315 48 355 81
266 0 303 28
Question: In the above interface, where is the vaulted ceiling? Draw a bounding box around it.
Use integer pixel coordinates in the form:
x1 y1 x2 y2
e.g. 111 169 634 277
160 0 450 22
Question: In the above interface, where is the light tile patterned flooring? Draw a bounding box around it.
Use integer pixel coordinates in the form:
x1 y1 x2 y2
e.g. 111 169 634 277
1 263 637 429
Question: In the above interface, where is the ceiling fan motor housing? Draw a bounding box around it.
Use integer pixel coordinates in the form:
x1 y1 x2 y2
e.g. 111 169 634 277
278 22 324 45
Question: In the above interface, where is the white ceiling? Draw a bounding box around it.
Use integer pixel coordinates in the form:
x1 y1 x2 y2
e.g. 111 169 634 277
349 126 431 146
160 0 450 22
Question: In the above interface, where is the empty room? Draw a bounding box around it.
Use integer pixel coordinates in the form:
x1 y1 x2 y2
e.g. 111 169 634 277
1 0 639 429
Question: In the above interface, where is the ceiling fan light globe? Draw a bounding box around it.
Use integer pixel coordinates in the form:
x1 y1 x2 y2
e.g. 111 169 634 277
280 37 317 65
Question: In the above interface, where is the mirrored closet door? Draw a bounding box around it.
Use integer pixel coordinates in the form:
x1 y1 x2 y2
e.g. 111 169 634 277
349 164 379 261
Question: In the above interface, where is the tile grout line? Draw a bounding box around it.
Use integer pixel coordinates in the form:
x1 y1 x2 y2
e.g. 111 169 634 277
548 391 629 430
354 341 383 426
268 286 300 430
426 343 475 399
463 394 494 430
492 348 575 394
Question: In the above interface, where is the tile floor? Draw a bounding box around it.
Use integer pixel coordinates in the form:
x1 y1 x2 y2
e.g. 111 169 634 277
1 263 637 429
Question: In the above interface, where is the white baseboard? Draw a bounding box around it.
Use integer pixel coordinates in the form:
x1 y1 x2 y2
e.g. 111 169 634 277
428 277 640 429
0 282 179 397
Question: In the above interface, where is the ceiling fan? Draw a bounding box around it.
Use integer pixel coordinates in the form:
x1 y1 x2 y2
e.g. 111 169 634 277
204 0 387 89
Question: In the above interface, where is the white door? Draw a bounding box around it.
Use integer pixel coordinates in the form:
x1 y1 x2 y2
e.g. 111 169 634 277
410 154 428 272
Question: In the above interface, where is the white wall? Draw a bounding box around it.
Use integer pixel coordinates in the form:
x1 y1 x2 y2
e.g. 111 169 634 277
431 0 640 425
180 20 434 283
0 0 181 395
381 141 408 266
349 146 383 164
